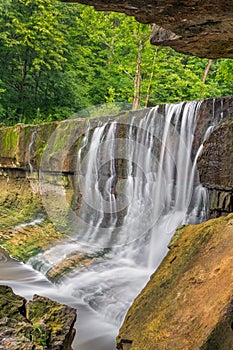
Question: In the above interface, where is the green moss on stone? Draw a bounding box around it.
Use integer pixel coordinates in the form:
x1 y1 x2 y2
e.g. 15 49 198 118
1 127 19 158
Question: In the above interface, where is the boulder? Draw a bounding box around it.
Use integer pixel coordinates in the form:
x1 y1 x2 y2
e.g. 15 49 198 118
0 285 77 350
117 214 233 350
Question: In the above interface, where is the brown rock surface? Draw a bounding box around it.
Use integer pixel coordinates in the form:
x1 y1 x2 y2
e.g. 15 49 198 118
61 0 233 58
46 249 105 282
116 214 233 350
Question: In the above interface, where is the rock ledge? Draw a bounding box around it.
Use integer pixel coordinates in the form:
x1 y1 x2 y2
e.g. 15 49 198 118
61 0 233 58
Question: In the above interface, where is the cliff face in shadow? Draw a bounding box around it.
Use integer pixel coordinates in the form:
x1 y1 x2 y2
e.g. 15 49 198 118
198 119 233 217
61 0 233 58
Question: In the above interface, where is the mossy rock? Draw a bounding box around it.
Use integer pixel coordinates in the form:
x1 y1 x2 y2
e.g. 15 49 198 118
117 214 233 350
0 286 76 350
28 295 77 350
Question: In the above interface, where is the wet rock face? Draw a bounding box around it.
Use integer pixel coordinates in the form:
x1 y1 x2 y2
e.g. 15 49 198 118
198 120 233 217
61 0 233 58
116 214 233 350
0 285 77 350
198 120 233 191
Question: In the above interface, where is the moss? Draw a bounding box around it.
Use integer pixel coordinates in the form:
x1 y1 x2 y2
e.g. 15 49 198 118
1 127 19 158
31 324 48 347
0 192 42 230
0 286 76 349
0 221 66 262
34 122 58 162
28 294 76 349
51 120 78 153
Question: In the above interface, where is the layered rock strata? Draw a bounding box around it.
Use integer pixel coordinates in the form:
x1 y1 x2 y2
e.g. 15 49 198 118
198 119 233 217
0 96 232 173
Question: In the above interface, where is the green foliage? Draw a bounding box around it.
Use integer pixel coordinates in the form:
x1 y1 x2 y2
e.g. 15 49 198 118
0 0 232 125
215 59 233 95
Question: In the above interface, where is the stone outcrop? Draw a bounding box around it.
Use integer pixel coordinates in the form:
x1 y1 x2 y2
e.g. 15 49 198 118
0 117 103 173
46 249 106 282
61 0 233 58
198 120 233 190
198 119 233 217
0 122 57 170
0 285 77 350
116 214 233 350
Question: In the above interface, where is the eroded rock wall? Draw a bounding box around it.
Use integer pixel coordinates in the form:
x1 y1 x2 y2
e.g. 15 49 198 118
0 96 233 172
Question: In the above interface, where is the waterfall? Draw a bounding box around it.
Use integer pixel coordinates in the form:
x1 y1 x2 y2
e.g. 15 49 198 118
27 129 40 194
29 100 209 350
28 130 37 174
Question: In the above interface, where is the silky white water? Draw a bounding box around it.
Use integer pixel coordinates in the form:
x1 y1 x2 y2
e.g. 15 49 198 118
1 101 210 350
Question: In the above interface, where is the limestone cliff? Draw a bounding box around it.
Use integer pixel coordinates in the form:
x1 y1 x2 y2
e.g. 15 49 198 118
61 0 233 58
116 214 233 350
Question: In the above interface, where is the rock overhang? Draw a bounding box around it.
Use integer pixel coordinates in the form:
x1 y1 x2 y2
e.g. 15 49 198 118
60 0 233 58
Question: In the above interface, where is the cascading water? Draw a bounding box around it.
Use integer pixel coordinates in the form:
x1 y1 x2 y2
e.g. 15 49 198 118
28 100 209 350
28 130 37 174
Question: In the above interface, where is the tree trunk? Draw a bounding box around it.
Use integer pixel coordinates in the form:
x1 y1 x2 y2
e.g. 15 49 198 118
144 47 158 108
132 40 142 111
202 59 213 84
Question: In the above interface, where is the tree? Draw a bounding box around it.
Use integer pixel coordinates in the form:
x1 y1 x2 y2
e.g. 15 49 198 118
0 0 70 123
0 1 232 125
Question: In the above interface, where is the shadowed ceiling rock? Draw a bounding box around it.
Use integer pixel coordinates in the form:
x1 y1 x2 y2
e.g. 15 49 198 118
60 0 233 58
